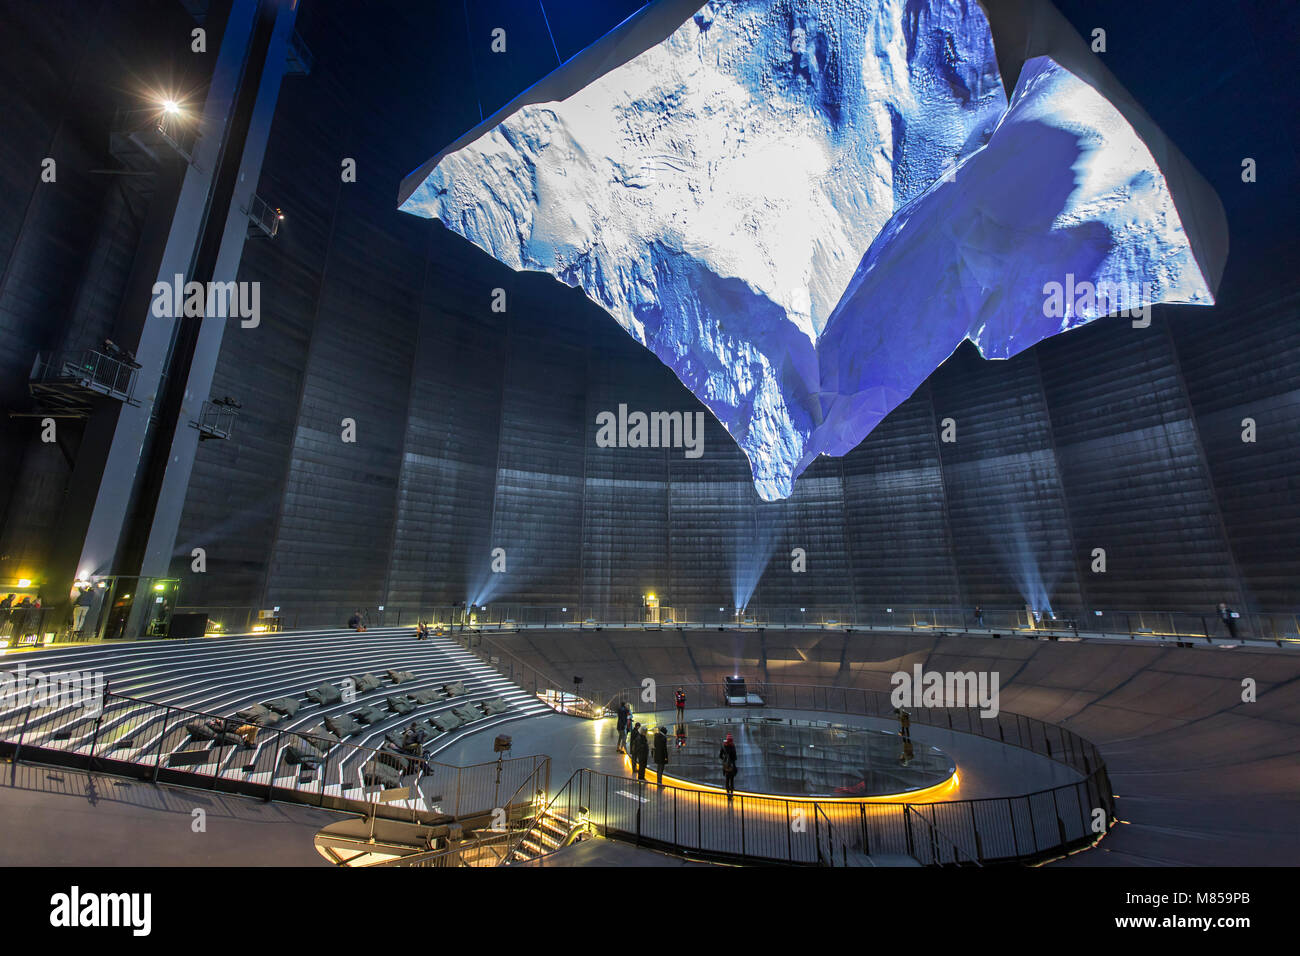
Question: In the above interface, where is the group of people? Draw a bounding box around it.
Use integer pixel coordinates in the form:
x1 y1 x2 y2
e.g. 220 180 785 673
0 593 43 642
612 693 740 798
414 620 444 640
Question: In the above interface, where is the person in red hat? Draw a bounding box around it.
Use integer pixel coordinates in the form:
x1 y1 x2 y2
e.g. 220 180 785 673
718 733 738 798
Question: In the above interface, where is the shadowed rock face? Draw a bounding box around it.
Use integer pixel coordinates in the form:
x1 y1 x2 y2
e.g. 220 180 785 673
400 0 1214 500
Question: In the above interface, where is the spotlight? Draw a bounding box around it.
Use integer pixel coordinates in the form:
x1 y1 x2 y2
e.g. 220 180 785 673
17 579 31 588
161 99 182 115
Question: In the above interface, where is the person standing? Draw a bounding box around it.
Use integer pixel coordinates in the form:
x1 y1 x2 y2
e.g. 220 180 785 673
675 687 686 722
719 733 738 798
896 706 911 742
1217 602 1239 639
633 726 650 780
616 702 630 754
72 587 94 634
652 726 669 786
974 604 983 627
627 722 641 772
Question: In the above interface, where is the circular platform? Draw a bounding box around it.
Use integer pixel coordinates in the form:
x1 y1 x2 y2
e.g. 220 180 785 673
634 716 956 800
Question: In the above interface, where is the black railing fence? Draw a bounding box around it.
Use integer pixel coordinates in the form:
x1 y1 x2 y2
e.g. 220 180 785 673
0 687 548 823
585 682 1113 866
156 603 1295 646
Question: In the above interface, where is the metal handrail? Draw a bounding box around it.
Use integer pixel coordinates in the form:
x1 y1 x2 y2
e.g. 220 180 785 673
904 805 983 866
0 685 549 820
529 763 1106 867
366 760 550 868
496 767 588 866
157 604 1300 647
813 802 838 867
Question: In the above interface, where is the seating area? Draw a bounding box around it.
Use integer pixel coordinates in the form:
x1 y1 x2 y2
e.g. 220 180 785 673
0 626 552 808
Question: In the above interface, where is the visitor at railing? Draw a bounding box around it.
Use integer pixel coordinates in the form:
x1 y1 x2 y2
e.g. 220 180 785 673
719 733 738 798
630 724 649 780
653 726 669 786
1216 602 1239 639
615 701 630 754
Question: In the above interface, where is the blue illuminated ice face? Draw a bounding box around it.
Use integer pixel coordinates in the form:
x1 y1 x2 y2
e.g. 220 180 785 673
401 1 1215 500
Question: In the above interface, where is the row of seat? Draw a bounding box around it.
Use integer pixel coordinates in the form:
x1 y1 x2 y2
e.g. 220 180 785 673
0 627 549 801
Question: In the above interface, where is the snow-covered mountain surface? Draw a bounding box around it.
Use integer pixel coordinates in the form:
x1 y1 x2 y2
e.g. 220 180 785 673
809 53 1215 471
400 0 1214 500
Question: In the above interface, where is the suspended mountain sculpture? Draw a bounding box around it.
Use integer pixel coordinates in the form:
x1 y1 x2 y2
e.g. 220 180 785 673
399 0 1226 500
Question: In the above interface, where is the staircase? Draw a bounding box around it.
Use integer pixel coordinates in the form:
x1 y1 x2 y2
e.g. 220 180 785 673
504 807 587 864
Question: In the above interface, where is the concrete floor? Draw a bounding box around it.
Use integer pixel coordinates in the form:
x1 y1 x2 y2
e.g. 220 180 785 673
512 836 716 866
0 759 345 866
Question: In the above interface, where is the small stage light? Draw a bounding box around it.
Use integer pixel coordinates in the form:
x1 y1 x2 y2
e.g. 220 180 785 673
162 99 182 115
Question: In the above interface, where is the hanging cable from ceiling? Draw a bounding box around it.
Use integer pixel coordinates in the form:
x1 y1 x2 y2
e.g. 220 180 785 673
538 0 562 66
462 0 484 122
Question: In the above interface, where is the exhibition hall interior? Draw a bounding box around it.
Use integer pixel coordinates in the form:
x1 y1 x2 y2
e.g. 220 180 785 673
0 0 1296 886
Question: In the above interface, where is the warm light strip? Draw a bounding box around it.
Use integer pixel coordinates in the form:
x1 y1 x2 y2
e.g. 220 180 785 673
621 753 959 804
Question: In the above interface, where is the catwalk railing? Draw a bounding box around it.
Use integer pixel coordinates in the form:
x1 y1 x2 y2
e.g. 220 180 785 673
156 603 1297 646
0 688 549 823
523 768 850 866
591 682 1113 866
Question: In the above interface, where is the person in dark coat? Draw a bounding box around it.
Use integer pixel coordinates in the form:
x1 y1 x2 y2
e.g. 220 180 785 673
626 721 641 770
652 726 670 785
615 702 630 753
719 733 738 798
632 726 650 780
1217 602 1239 639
